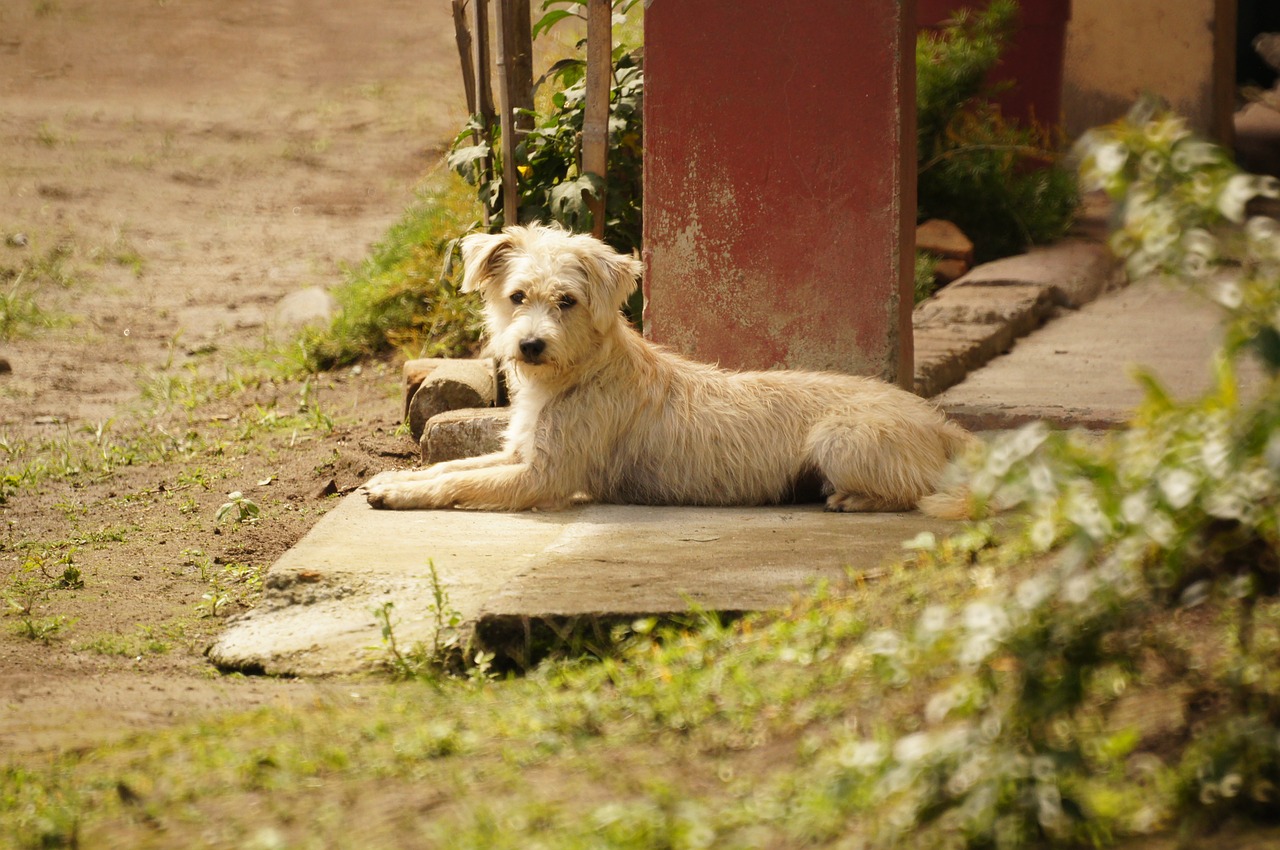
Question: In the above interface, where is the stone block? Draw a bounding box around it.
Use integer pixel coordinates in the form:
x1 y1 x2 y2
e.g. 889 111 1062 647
406 359 498 442
953 239 1120 308
913 323 1016 398
914 283 1055 338
402 358 450 415
421 407 510 464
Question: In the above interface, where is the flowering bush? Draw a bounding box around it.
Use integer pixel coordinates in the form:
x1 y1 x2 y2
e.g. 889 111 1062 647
827 102 1280 848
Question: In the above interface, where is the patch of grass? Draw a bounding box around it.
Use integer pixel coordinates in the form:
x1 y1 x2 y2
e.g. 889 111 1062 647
297 172 484 371
914 251 940 304
11 613 74 643
0 280 57 340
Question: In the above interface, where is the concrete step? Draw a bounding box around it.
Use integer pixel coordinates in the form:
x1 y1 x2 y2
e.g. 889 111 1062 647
208 495 954 676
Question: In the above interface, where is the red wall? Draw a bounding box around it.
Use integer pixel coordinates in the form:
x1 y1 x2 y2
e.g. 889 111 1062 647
643 1 916 385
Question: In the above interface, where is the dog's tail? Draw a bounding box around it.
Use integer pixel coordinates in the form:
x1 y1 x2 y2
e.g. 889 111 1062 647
918 423 987 521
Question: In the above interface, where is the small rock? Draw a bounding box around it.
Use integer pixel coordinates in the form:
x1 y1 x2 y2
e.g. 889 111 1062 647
407 359 499 441
933 258 969 286
916 219 975 267
311 478 338 499
0 357 11 375
272 287 337 329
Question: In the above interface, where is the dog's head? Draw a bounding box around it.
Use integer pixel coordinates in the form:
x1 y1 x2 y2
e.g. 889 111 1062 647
459 224 640 379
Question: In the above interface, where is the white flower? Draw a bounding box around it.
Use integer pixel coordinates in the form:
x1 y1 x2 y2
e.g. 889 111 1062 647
1183 227 1218 260
1218 174 1256 223
1146 113 1191 145
917 604 949 636
958 633 1000 667
1211 277 1244 310
1159 468 1199 509
1121 491 1151 526
892 731 931 765
1092 141 1128 177
1062 571 1097 605
838 739 888 771
1145 511 1177 546
1029 461 1055 494
1200 434 1231 479
1016 575 1053 610
1009 421 1050 460
1029 516 1056 551
1170 140 1219 173
1246 215 1280 246
865 629 902 657
925 690 957 725
963 600 1009 637
1066 489 1111 540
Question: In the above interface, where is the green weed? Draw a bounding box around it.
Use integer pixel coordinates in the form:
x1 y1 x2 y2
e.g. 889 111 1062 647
12 614 74 643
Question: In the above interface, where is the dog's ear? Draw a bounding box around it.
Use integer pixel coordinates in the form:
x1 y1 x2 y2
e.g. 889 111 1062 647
459 231 516 296
582 242 641 326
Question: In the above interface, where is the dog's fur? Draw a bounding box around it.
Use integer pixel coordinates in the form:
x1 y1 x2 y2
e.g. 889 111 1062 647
364 224 974 514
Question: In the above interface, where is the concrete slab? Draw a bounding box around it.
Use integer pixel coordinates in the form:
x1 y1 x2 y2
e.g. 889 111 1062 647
209 495 953 676
935 279 1264 430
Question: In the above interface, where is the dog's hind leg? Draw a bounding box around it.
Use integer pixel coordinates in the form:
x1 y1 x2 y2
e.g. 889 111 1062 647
806 414 950 513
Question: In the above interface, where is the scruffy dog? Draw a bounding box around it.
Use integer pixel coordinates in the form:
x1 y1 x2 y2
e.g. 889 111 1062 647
364 224 973 514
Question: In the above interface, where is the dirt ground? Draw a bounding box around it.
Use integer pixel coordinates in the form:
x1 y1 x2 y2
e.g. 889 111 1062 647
1 0 467 754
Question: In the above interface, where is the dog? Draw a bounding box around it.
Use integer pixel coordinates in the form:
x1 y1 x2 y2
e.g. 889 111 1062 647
363 224 974 515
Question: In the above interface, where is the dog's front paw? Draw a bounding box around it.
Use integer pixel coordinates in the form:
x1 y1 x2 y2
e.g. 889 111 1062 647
365 484 394 509
365 481 448 510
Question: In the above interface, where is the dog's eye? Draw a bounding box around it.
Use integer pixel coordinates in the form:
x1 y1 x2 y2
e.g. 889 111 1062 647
509 291 526 305
557 294 577 310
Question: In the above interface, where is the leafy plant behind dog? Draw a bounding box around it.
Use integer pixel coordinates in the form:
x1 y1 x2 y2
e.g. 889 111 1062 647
447 1 643 258
916 0 1078 263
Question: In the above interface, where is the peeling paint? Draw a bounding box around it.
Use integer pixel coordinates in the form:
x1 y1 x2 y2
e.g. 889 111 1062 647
644 1 913 382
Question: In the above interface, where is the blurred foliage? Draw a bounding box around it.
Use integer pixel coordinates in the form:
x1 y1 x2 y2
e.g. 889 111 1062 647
836 102 1280 848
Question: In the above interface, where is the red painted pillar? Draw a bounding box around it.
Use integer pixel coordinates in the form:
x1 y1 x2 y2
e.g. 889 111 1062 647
643 1 917 387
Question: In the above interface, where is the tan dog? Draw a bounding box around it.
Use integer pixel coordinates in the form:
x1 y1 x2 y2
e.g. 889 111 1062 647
364 224 973 514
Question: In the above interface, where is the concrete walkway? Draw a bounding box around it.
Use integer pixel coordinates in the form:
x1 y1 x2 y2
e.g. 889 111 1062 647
209 262 1261 677
937 278 1264 430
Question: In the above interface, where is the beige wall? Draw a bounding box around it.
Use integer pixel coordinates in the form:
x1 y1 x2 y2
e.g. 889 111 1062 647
1063 0 1235 142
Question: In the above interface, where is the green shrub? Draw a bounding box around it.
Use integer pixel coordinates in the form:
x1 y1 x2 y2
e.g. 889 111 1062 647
917 0 1079 262
298 177 483 371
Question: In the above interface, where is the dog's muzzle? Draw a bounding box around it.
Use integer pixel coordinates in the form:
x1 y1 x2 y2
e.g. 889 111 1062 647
518 337 547 363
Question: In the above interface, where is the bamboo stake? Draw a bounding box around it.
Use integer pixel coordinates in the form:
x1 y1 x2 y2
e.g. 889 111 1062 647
494 0 525 227
471 0 496 225
451 0 477 117
582 0 611 239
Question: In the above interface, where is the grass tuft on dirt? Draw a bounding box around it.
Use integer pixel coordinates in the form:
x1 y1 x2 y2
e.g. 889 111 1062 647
296 172 484 372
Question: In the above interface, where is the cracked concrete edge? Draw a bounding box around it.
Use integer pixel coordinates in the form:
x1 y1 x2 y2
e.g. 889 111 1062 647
913 238 1123 399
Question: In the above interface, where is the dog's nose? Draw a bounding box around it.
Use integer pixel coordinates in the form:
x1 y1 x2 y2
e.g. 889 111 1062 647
519 337 547 361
